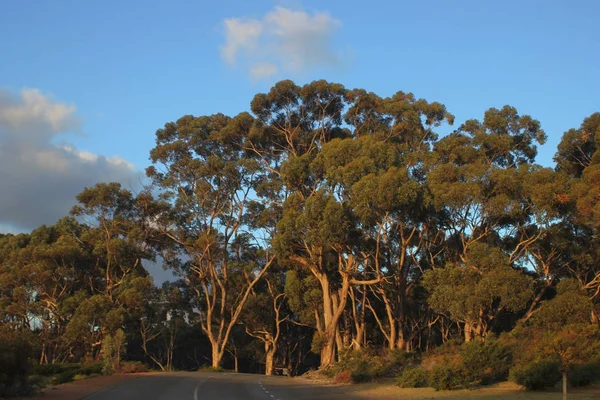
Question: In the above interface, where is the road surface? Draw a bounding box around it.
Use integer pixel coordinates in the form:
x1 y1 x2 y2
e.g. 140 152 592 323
81 372 365 400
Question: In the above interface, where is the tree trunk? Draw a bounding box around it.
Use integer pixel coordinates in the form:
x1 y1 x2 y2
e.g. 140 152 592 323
563 371 568 400
464 322 473 342
211 342 223 368
320 332 336 367
265 343 275 376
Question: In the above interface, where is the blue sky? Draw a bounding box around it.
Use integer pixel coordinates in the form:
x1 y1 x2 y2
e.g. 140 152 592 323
0 0 599 234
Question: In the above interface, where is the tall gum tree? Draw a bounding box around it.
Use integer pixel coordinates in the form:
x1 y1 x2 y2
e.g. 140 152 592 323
68 183 160 361
425 106 548 341
147 113 274 368
556 113 600 320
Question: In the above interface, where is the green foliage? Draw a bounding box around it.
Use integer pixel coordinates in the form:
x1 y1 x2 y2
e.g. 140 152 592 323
33 363 82 377
510 358 561 390
2 81 600 383
33 362 105 387
327 349 409 384
52 370 77 385
0 327 33 397
461 340 512 385
396 367 430 388
349 361 373 383
568 357 600 387
429 365 470 391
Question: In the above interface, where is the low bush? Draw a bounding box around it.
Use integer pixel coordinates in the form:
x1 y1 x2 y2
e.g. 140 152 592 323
349 360 372 383
510 358 561 390
27 374 50 389
396 367 429 388
198 365 225 373
461 339 512 385
386 349 419 374
79 363 103 376
72 374 89 381
568 358 600 387
52 370 76 385
0 327 34 397
429 365 470 391
120 361 149 374
319 367 335 378
333 370 352 384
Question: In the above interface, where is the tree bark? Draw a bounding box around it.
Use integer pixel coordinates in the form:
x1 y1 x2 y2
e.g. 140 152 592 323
265 343 275 376
563 371 568 400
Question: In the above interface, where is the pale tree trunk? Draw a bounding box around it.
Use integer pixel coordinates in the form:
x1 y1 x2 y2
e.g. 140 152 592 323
246 289 286 376
464 322 474 342
350 286 367 350
293 251 381 369
211 342 224 369
199 256 274 369
265 342 275 376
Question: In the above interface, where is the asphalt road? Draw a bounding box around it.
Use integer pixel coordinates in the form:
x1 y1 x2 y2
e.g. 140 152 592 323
82 372 366 400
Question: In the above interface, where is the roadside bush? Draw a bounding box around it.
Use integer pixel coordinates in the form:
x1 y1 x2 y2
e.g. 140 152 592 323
52 370 76 385
27 374 50 389
568 358 600 387
335 349 392 383
396 367 429 388
319 367 336 378
510 358 561 390
385 349 420 375
349 361 372 383
120 361 149 374
79 363 104 376
429 365 470 390
0 327 33 397
198 365 225 373
333 370 352 384
461 339 512 385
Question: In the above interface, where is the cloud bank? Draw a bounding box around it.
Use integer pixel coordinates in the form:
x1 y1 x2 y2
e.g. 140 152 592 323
221 6 346 79
0 88 140 231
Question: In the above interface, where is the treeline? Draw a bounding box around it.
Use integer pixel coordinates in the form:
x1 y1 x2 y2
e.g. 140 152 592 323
1 80 599 393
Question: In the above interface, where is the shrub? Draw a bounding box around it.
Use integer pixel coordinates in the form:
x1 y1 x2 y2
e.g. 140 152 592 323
461 339 512 385
0 327 33 397
429 365 470 390
27 374 50 389
333 370 352 384
120 361 149 374
198 365 225 372
349 361 372 383
510 358 561 390
387 349 418 371
79 363 104 376
396 367 429 388
52 370 76 385
319 367 336 378
568 358 600 387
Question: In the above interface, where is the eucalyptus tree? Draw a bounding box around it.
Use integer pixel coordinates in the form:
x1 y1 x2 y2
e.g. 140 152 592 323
147 113 275 368
556 113 600 319
424 106 547 341
66 182 161 362
242 272 287 375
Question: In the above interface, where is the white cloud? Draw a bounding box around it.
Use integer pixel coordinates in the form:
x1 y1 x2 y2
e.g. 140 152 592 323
0 88 140 231
220 6 346 79
221 18 263 65
250 62 279 79
0 89 81 141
